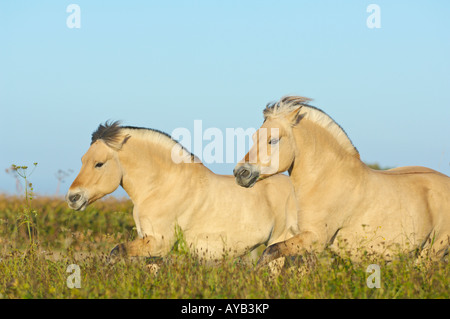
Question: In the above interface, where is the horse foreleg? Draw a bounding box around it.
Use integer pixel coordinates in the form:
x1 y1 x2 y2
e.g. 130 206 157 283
109 235 168 259
256 231 319 269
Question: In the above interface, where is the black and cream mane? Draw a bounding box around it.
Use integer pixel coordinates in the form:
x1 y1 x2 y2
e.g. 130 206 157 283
91 121 198 161
264 96 359 156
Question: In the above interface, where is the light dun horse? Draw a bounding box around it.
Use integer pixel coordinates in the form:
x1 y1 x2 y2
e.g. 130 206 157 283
66 121 298 261
234 96 450 267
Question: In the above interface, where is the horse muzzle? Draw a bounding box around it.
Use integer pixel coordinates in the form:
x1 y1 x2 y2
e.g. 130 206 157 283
66 189 89 211
233 164 260 188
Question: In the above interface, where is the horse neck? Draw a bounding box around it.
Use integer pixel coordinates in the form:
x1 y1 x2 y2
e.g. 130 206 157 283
290 120 364 195
118 137 210 206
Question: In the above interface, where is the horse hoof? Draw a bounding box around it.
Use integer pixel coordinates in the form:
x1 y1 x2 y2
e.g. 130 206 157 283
108 243 127 262
255 244 281 270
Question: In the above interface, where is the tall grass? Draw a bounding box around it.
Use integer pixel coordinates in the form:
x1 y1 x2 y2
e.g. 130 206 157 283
0 195 448 299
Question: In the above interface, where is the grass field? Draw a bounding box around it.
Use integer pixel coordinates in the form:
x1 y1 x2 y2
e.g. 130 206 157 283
0 194 449 299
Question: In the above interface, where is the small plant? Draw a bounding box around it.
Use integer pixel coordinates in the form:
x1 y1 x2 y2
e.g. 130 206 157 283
5 166 23 194
366 162 392 170
10 163 39 249
171 224 190 256
55 168 74 195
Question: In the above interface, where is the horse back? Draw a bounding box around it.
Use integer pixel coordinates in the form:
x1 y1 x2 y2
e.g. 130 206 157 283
388 165 446 175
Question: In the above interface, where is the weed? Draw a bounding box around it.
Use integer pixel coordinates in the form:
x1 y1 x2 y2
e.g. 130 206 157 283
0 194 448 299
9 163 39 249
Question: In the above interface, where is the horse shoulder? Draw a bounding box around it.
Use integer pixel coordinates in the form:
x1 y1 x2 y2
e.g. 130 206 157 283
259 174 294 202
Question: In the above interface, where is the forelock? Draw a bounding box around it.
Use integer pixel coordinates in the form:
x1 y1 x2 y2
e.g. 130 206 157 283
91 121 127 150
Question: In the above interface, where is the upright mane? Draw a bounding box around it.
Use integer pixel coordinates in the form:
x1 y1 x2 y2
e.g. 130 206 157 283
91 121 198 162
264 96 359 157
263 96 313 119
91 121 125 149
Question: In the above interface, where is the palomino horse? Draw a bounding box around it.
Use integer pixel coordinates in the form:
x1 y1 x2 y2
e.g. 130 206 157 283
234 96 450 267
66 121 299 261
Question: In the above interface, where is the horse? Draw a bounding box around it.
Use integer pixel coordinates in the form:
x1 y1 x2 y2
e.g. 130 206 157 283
66 121 299 262
234 96 450 268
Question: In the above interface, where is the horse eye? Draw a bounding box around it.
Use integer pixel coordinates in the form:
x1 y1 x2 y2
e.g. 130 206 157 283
95 162 104 168
269 138 279 145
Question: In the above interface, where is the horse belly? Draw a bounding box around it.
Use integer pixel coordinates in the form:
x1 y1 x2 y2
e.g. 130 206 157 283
334 194 433 258
184 227 268 260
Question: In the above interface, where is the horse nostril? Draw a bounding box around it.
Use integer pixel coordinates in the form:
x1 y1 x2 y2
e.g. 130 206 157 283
239 168 251 178
69 194 81 203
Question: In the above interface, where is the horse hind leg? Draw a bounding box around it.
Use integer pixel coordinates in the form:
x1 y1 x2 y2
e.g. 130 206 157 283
416 232 450 263
432 234 449 262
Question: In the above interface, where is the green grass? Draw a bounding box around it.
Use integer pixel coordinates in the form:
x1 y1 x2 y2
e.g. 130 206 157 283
0 194 448 299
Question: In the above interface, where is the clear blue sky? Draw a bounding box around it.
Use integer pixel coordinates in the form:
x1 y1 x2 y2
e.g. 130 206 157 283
1 0 449 197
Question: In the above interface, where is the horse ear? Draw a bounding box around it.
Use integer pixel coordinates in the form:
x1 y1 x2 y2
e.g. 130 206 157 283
287 106 305 127
120 135 131 148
